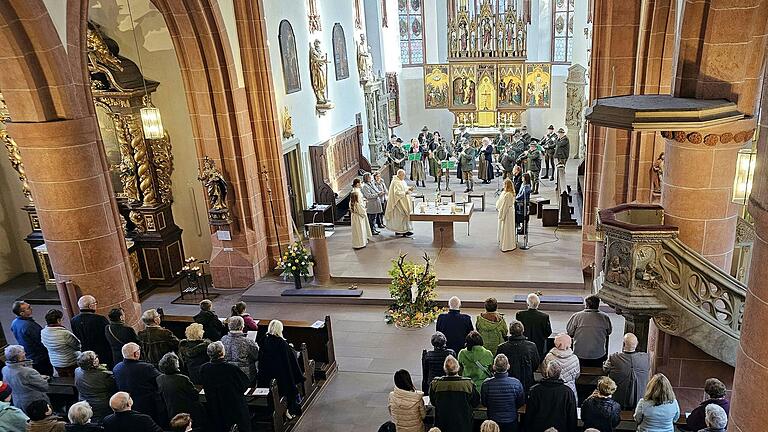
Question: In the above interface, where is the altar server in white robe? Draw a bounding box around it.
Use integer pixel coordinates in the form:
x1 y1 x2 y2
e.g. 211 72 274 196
496 178 517 251
351 178 372 249
384 169 414 237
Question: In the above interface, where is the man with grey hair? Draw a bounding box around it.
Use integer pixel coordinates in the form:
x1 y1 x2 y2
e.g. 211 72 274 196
193 299 226 342
515 293 553 358
220 315 259 382
113 342 161 423
701 403 727 432
421 331 455 394
430 355 480 432
71 295 112 368
603 332 650 409
481 354 525 432
10 300 52 376
138 308 179 365
1 344 49 414
496 320 540 392
102 391 163 432
526 361 577 432
200 341 252 432
436 296 474 353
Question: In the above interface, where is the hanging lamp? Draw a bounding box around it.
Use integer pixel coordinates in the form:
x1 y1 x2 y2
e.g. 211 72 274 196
127 0 164 139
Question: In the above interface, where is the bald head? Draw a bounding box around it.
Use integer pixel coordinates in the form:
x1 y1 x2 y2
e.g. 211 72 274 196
77 295 96 310
623 333 639 352
109 392 132 412
121 342 140 360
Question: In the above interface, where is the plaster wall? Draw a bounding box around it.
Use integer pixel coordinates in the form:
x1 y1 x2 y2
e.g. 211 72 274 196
0 161 36 284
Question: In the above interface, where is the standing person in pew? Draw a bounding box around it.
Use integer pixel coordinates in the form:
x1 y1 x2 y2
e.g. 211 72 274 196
178 323 210 385
221 316 259 384
515 293 552 359
603 333 650 410
581 376 622 432
112 343 162 424
457 331 494 391
436 297 474 354
101 392 163 432
137 309 179 366
26 399 65 432
41 309 81 377
475 298 508 354
156 353 203 430
1 345 49 415
231 301 259 332
257 320 305 417
104 308 139 368
421 332 455 395
74 351 116 422
542 333 580 401
697 404 728 432
0 381 30 431
11 301 53 377
429 355 480 432
496 320 539 393
566 295 612 367
71 296 113 369
200 341 251 432
678 378 729 432
387 369 426 432
193 300 226 342
524 361 577 432
480 354 525 432
633 373 680 432
66 401 104 432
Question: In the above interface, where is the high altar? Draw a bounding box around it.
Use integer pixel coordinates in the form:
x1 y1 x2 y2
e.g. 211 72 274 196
424 0 552 132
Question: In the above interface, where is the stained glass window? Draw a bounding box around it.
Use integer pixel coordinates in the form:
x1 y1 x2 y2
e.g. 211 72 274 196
552 0 574 63
399 0 424 65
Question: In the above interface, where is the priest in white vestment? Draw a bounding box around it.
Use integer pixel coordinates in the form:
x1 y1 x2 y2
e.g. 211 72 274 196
384 169 414 237
496 178 517 251
351 179 372 248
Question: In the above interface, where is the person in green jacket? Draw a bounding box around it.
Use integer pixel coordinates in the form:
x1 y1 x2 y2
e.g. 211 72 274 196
457 331 494 390
475 298 508 355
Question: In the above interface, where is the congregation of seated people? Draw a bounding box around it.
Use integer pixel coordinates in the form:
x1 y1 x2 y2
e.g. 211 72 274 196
0 297 307 432
388 294 731 432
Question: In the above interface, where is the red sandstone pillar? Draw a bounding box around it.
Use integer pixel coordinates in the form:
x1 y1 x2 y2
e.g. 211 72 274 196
660 120 756 272
6 118 142 325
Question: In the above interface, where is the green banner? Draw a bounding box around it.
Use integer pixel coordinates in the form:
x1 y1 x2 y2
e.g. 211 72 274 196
402 143 412 152
440 160 456 169
408 153 420 161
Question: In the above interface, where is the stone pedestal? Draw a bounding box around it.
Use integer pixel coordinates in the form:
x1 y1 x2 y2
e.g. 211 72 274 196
564 64 587 159
660 120 756 272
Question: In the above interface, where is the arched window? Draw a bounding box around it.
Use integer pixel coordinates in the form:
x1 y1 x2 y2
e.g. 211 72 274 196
551 0 574 63
278 20 301 93
332 23 349 80
399 0 424 65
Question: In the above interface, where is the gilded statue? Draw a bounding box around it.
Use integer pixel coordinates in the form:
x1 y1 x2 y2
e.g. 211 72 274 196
356 34 374 83
282 107 294 139
197 156 228 211
309 39 332 109
86 23 123 72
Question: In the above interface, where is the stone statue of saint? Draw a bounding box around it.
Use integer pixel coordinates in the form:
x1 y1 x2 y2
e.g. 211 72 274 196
651 152 665 194
357 34 374 83
198 156 228 211
309 39 331 106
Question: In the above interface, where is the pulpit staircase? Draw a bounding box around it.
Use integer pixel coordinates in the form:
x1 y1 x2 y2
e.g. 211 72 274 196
596 204 746 366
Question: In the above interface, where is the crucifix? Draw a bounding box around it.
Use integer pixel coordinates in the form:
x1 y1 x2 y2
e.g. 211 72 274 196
480 87 493 110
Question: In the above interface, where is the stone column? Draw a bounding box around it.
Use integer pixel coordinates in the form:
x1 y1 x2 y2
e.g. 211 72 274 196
564 64 586 159
6 118 142 324
660 120 756 272
729 65 768 432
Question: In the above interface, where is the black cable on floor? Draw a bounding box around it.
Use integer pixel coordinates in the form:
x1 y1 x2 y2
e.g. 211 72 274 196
525 227 561 249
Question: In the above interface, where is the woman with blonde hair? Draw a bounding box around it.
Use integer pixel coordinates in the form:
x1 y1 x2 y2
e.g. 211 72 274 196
582 376 621 431
542 333 580 399
495 178 517 251
178 322 210 384
258 320 305 416
634 373 680 432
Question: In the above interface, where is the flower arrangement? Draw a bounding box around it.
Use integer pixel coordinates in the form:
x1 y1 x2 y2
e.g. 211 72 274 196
385 252 443 328
277 241 314 280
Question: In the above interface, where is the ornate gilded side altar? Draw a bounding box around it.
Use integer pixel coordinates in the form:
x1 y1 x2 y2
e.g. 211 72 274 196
424 0 551 129
88 21 184 290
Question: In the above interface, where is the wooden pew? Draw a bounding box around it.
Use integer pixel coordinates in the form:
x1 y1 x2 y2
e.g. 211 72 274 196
160 314 337 381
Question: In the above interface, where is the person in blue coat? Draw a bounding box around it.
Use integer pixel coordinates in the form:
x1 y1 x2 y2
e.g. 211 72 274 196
436 296 474 354
481 354 525 432
112 343 162 424
10 301 52 376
